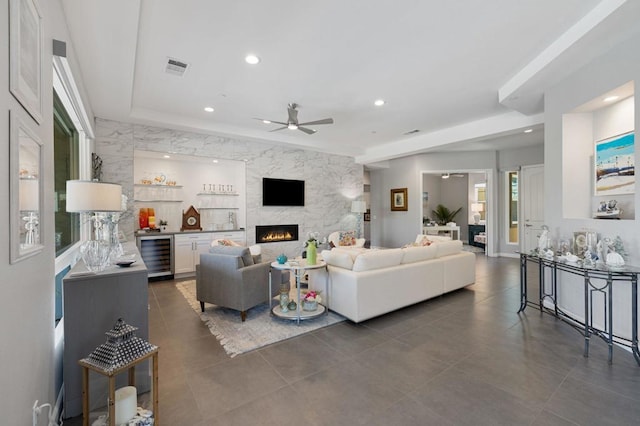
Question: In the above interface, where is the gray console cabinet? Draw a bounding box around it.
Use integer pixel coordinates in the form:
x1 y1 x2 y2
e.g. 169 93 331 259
63 243 149 419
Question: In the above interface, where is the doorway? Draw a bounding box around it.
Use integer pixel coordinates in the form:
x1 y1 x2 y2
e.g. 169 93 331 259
421 169 493 255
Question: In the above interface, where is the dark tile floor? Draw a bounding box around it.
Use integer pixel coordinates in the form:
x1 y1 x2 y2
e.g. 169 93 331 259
65 256 640 425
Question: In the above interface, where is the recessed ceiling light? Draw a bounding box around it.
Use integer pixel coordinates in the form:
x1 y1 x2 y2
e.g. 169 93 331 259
163 155 170 158
523 129 533 133
604 95 619 102
204 106 214 112
374 99 385 106
245 54 260 65
262 120 271 124
288 124 298 130
212 159 218 163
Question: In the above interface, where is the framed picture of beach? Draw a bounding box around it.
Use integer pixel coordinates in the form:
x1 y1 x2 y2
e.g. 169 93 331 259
594 131 635 196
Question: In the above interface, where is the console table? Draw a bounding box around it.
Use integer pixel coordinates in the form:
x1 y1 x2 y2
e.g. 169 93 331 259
518 253 639 365
423 225 460 240
63 242 149 418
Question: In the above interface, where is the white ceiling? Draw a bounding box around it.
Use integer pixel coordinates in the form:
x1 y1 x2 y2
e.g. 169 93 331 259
59 0 640 164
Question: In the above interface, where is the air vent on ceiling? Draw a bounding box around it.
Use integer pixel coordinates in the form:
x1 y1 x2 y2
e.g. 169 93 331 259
404 129 420 135
165 58 189 76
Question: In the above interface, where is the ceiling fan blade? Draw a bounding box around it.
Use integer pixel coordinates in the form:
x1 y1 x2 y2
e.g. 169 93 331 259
298 126 317 135
253 118 288 126
298 118 333 126
269 126 288 132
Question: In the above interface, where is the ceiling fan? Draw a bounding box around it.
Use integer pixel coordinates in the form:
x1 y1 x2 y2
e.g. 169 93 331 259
441 173 466 179
256 103 334 135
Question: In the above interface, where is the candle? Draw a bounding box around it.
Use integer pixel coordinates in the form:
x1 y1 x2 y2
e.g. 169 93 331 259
114 386 137 425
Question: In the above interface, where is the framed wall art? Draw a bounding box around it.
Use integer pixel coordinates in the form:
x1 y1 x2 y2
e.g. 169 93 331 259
390 188 408 211
9 0 43 124
10 110 44 263
594 131 635 196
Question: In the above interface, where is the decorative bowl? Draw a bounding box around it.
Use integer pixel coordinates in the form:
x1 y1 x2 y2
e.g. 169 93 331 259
302 300 318 312
276 254 288 264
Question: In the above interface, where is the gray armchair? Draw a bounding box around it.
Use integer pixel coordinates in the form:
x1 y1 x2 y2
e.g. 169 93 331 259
196 246 289 321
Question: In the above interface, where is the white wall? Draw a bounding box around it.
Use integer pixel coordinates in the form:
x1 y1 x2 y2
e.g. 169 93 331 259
0 0 94 423
545 32 640 339
422 174 442 222
370 151 497 249
95 119 363 261
546 34 639 265
496 144 544 255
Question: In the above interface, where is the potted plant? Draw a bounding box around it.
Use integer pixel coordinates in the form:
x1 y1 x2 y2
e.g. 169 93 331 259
301 290 322 311
432 204 463 225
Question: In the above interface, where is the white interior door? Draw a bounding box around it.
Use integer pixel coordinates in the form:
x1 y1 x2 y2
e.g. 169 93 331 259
521 165 545 253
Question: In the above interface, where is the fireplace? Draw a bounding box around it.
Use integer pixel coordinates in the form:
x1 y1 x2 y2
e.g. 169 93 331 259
256 224 299 243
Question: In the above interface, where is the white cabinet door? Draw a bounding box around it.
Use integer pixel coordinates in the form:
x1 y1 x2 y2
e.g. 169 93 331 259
193 234 212 267
174 233 213 274
174 234 199 274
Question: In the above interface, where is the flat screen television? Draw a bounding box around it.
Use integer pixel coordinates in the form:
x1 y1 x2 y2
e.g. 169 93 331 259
262 178 305 206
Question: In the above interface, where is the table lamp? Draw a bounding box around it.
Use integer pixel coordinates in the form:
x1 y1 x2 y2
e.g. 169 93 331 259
351 200 367 238
66 180 123 271
471 203 484 225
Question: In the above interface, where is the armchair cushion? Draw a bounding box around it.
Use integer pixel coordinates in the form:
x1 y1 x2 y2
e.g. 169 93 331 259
196 251 284 321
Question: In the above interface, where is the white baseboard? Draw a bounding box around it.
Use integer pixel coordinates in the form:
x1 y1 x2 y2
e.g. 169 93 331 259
496 252 519 259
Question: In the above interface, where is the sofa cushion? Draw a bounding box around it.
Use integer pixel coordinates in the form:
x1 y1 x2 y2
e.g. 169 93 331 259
321 249 354 270
434 240 463 258
415 234 451 244
401 245 437 264
209 246 254 266
352 248 403 272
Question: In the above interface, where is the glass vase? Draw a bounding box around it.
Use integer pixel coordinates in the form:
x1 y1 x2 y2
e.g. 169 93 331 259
279 290 289 313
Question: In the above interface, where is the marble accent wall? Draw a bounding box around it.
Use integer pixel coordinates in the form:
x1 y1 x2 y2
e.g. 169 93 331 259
95 118 363 260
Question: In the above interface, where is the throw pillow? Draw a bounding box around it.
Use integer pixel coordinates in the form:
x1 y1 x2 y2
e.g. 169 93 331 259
417 235 431 246
338 231 357 246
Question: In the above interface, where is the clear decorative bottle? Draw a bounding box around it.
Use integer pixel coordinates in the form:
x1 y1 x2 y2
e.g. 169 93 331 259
279 288 289 313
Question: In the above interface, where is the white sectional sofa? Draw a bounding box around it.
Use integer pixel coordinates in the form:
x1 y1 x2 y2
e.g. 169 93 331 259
312 236 476 322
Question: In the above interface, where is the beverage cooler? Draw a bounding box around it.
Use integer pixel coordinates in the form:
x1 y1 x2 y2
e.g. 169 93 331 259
136 234 173 278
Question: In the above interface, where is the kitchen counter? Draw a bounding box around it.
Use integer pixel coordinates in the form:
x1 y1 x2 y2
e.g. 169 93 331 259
135 228 245 236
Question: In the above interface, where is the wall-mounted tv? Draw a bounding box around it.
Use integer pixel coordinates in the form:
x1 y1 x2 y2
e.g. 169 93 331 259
262 178 305 206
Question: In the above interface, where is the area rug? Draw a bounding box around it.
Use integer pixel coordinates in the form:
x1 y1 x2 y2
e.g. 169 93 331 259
462 244 485 253
177 280 345 357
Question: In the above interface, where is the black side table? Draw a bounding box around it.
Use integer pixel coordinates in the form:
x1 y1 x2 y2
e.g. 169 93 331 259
468 224 485 248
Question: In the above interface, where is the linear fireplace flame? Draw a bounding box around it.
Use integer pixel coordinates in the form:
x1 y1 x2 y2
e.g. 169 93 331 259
256 224 298 243
262 231 294 242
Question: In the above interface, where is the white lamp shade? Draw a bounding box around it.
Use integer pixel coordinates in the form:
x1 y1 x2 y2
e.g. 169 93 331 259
471 203 484 212
66 180 123 212
19 178 39 211
351 200 367 213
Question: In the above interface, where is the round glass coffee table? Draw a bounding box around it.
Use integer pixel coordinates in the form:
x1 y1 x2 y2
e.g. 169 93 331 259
270 259 327 325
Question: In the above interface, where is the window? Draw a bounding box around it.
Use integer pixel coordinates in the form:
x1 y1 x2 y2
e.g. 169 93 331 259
508 171 518 244
53 91 80 256
53 51 93 323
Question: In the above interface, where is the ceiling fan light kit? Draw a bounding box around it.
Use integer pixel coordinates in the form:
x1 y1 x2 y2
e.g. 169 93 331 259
257 103 333 135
